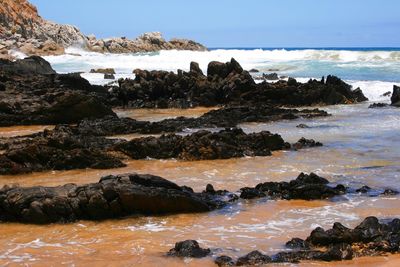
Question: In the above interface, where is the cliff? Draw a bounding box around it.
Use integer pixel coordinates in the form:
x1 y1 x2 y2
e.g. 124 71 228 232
0 0 207 59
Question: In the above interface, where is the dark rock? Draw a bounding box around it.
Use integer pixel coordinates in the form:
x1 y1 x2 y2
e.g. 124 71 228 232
296 124 311 128
356 185 371 193
240 187 266 199
0 56 56 75
116 128 288 161
382 91 391 97
0 57 115 126
0 174 229 224
248 69 259 73
253 172 345 200
263 73 279 80
236 250 272 266
369 103 389 108
0 126 125 175
285 238 310 250
292 137 323 150
190 61 204 76
382 189 399 196
104 73 115 79
391 85 400 107
215 255 235 266
167 240 211 258
115 59 366 108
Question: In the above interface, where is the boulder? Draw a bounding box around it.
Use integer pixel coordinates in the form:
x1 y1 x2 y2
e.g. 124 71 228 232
391 85 400 107
167 240 211 258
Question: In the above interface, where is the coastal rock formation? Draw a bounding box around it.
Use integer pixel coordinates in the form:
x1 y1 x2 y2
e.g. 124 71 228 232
215 217 400 265
116 128 289 161
0 56 115 126
0 171 382 224
0 0 86 57
391 85 400 107
75 106 330 136
0 1 207 58
0 126 125 175
88 32 207 53
114 59 368 108
0 173 235 224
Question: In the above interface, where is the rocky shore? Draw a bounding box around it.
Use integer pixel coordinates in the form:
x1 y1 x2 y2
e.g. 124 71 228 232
0 172 389 224
0 0 207 59
114 58 368 108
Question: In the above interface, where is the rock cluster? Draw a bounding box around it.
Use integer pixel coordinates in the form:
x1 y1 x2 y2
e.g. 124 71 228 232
215 216 400 265
116 128 289 161
0 173 233 224
87 32 207 53
167 240 211 258
0 56 115 126
0 1 207 58
0 126 125 175
114 59 368 108
0 172 383 224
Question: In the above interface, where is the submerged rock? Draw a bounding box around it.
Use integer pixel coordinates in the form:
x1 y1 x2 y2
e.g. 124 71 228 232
90 68 116 74
0 173 232 224
167 240 211 258
116 128 289 161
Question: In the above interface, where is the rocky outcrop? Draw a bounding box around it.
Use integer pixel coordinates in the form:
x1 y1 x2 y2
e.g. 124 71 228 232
114 59 368 108
75 106 330 136
0 1 207 57
0 57 115 126
116 128 289 161
0 173 236 224
0 126 125 175
391 85 400 107
215 217 400 265
0 1 207 58
0 0 86 57
87 32 207 53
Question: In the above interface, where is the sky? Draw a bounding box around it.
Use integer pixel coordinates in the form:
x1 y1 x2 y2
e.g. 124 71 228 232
30 0 400 48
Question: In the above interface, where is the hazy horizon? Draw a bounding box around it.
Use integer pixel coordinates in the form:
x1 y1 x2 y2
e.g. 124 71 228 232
30 0 400 48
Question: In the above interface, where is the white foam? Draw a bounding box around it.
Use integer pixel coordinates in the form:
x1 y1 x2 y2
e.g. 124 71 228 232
348 80 399 102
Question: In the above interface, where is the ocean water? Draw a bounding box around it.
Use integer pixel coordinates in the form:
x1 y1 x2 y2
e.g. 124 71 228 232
42 47 400 102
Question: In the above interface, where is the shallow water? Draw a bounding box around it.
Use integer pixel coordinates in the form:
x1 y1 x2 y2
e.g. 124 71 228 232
0 103 400 266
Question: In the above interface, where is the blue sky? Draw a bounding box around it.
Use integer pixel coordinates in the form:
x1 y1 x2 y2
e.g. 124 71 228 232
30 0 400 47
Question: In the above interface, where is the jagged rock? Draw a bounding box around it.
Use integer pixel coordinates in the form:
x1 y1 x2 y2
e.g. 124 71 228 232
381 91 391 97
167 240 211 258
236 251 272 266
116 128 289 161
250 172 346 200
115 60 367 108
292 137 323 150
391 85 400 107
0 57 115 126
0 174 232 224
0 126 125 175
248 69 259 73
263 73 279 80
75 106 329 136
214 217 400 265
